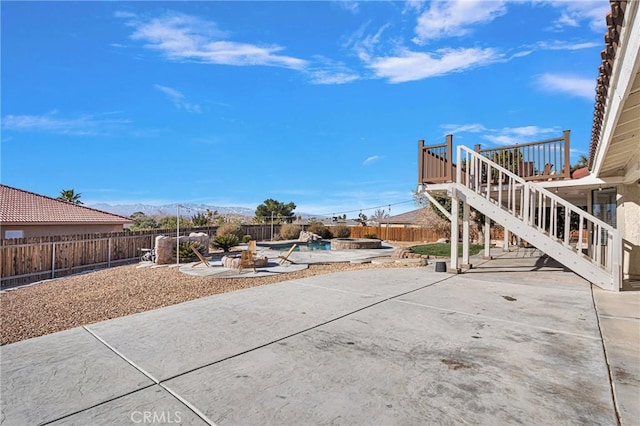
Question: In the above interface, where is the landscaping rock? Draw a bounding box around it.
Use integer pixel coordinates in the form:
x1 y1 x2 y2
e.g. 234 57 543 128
299 231 322 242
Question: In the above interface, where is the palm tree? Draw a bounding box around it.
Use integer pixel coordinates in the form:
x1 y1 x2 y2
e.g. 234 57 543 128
57 189 83 205
571 154 589 173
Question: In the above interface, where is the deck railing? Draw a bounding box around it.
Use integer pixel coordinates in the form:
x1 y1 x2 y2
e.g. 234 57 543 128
418 135 454 184
418 131 572 184
475 130 571 181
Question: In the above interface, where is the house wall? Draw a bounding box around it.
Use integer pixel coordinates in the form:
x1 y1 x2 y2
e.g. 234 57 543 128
618 182 640 282
1 224 126 238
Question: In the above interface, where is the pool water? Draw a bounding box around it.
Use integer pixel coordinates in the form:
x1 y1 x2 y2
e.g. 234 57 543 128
269 241 331 251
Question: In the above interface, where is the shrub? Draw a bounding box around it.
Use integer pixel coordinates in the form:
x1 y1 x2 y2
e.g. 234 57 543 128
173 242 205 261
280 223 301 240
212 234 240 252
242 235 252 243
364 233 378 239
306 221 332 239
216 223 243 239
332 224 351 238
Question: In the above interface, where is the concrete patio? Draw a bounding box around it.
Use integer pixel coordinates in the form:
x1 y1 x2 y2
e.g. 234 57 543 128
1 251 638 425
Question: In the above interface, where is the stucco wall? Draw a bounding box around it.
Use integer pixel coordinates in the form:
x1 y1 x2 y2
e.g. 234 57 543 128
618 183 640 281
2 224 125 239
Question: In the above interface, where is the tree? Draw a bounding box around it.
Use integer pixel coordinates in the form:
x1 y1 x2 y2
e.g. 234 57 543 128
57 189 83 205
254 199 296 224
130 212 159 230
354 212 368 226
191 212 210 227
158 215 192 230
369 208 389 224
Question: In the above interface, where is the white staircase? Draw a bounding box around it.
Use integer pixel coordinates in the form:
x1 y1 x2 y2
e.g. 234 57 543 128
427 146 622 291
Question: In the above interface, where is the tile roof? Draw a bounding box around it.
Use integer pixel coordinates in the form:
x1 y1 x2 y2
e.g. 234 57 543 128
0 185 132 224
590 0 627 168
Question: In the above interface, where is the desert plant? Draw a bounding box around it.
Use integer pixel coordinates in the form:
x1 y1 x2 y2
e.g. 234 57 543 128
212 234 240 252
306 221 332 239
364 233 378 239
332 224 351 238
280 223 302 240
242 235 252 243
173 242 205 261
216 222 243 239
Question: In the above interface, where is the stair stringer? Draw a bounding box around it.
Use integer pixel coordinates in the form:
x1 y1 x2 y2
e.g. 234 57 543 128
452 183 614 290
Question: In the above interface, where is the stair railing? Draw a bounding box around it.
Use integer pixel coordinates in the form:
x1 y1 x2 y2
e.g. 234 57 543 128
457 145 621 288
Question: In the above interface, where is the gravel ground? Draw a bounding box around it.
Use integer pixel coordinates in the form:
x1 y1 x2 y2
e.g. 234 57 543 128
0 259 416 345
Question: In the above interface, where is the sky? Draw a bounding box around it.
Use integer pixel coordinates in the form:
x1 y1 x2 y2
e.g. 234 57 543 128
1 0 610 218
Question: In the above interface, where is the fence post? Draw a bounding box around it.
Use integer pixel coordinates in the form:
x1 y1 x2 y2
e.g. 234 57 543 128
51 241 56 279
108 237 112 268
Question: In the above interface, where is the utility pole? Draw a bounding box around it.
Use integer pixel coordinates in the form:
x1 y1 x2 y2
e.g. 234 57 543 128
176 205 181 265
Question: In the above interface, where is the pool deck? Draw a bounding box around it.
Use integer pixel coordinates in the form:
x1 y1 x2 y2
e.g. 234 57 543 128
1 249 638 425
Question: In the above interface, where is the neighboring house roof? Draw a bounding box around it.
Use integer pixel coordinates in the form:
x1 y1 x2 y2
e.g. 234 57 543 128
0 184 133 225
386 209 421 225
589 0 640 181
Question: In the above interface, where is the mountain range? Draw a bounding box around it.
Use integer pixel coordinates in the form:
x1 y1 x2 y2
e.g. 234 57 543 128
88 203 255 218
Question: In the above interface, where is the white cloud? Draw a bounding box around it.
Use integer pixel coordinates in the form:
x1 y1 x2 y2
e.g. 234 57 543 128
412 0 507 44
482 126 558 146
535 73 595 100
153 84 201 113
441 123 487 134
335 1 359 14
1 111 130 135
368 47 503 83
543 1 610 32
120 12 307 70
363 155 382 166
534 40 600 51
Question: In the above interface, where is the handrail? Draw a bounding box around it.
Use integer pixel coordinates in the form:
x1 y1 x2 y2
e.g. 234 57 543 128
458 145 621 289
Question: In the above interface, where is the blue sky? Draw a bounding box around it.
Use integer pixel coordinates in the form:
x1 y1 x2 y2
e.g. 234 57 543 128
1 1 608 217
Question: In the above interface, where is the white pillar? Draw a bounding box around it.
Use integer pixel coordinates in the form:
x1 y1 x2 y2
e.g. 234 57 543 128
484 216 491 259
462 202 470 266
503 226 509 252
451 194 459 271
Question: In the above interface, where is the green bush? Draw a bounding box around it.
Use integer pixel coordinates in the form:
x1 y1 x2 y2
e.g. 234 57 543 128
173 242 205 261
280 223 301 240
242 235 252 243
212 234 240 252
216 223 243 239
306 221 332 239
364 233 378 239
332 224 351 238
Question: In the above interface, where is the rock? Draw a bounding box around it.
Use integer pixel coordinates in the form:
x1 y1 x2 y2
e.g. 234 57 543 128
221 254 268 269
436 238 450 243
299 231 322 242
392 248 409 259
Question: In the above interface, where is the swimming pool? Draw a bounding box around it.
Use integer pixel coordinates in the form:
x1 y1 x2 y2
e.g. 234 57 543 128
266 241 331 251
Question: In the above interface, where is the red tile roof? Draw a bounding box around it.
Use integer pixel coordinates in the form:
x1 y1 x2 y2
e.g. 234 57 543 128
590 0 627 168
0 185 132 224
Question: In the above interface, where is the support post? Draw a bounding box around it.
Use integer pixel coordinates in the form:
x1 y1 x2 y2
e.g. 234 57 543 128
51 241 56 279
418 140 424 184
108 237 112 268
446 134 453 182
484 216 491 259
450 192 459 271
563 130 571 179
503 226 509 251
462 202 470 266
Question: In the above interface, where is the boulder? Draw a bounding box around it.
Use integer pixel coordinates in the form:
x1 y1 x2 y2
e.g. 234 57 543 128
299 231 322 242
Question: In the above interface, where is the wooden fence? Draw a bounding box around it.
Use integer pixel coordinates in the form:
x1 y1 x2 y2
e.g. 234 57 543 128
0 225 278 288
332 226 448 242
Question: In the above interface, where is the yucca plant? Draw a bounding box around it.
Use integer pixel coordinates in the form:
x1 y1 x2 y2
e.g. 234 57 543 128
212 234 240 252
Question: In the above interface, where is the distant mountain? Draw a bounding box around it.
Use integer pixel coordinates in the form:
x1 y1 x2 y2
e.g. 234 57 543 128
88 203 255 218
